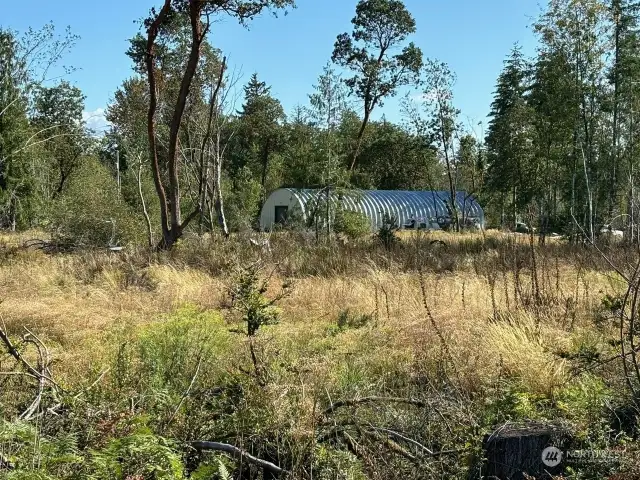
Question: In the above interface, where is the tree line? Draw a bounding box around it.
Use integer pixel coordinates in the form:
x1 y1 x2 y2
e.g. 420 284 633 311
487 0 640 243
1 0 638 248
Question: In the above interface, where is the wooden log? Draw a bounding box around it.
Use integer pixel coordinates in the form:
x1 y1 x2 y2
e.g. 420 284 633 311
481 422 570 480
192 441 286 476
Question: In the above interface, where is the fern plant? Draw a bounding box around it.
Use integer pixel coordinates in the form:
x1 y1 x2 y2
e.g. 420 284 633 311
88 431 185 480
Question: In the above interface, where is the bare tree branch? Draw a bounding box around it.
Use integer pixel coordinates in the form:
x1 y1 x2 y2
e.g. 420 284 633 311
192 441 287 475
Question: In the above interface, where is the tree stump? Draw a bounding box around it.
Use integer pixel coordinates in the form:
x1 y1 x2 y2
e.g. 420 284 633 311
481 423 570 480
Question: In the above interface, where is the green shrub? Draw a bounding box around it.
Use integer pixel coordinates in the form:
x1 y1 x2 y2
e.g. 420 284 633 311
482 383 548 425
0 421 84 479
51 157 145 247
312 445 366 480
120 160 160 227
327 309 373 336
334 209 371 239
556 375 612 443
107 305 237 439
113 306 233 398
189 459 232 480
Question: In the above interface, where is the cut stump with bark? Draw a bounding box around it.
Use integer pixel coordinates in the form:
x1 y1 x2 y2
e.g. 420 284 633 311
480 422 570 480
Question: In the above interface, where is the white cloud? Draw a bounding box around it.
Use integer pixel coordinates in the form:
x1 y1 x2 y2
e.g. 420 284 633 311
410 91 437 104
82 108 110 135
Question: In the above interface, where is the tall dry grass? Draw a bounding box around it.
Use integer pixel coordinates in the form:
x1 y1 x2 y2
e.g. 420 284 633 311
0 231 622 398
1 230 636 478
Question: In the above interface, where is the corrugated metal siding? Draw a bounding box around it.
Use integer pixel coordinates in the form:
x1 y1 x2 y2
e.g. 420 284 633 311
280 189 484 231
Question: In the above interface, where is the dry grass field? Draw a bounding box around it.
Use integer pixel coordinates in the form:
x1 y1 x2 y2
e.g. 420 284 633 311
0 230 638 479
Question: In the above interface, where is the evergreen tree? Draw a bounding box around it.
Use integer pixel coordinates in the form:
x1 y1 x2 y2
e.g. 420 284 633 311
236 73 285 197
457 134 482 195
307 63 349 190
534 0 608 240
485 45 536 228
280 105 316 187
529 48 577 233
0 30 34 229
610 0 640 239
240 73 271 111
332 0 423 171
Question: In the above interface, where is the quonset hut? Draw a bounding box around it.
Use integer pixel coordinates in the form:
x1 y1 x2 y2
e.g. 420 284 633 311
259 188 484 232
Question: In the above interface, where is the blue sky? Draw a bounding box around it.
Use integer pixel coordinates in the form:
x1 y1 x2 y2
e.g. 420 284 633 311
2 0 541 133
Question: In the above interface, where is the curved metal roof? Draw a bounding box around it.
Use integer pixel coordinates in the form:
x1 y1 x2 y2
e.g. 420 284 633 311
284 189 484 230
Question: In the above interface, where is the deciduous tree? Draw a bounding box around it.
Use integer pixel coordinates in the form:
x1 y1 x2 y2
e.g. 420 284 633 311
32 81 88 197
332 0 422 171
423 60 462 231
143 0 294 249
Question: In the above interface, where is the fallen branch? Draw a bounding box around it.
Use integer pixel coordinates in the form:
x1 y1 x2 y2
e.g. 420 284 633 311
0 322 62 420
367 426 433 455
0 327 59 389
73 368 111 400
192 441 287 476
365 428 418 463
318 422 468 459
0 371 38 380
569 345 640 379
323 396 428 415
22 238 78 254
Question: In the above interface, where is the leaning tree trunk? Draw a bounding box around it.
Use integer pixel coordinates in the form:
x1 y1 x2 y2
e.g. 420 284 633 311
199 56 226 235
350 107 371 172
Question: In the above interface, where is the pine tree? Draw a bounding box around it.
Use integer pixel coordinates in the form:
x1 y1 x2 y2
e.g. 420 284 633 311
237 73 285 199
529 48 578 234
485 45 535 228
0 30 33 229
239 73 271 116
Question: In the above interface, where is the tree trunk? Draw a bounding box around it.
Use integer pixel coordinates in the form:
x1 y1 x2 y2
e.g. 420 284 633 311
145 0 205 249
628 108 636 243
350 108 371 172
166 2 206 232
611 0 622 221
53 170 69 199
439 106 458 232
9 193 16 232
145 0 173 247
260 136 271 192
481 423 570 480
136 155 154 249
213 141 229 237
325 186 331 238
513 185 517 229
199 56 226 233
